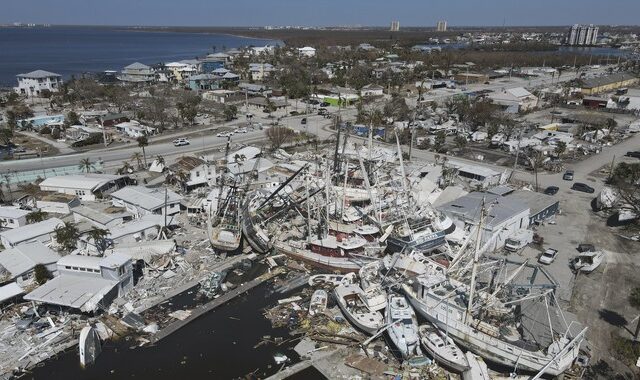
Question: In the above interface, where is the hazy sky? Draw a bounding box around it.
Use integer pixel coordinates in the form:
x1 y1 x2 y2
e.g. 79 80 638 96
3 0 640 27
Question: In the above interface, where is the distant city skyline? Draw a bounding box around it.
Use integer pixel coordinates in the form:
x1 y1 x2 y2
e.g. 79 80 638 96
2 0 640 27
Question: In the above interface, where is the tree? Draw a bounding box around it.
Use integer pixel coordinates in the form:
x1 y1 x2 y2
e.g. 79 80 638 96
528 150 547 192
454 135 468 150
117 161 134 174
104 85 131 113
54 221 80 253
26 210 48 224
612 163 640 219
487 124 499 138
137 136 149 168
265 126 296 149
65 111 80 127
433 131 446 152
383 95 410 121
223 105 238 121
554 141 567 157
78 158 93 173
176 91 201 125
34 264 52 285
155 155 165 166
131 151 143 169
0 129 13 145
87 227 110 255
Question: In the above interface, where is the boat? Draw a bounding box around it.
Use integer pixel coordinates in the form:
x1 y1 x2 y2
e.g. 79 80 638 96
207 187 242 252
308 273 356 287
359 260 384 290
571 250 605 273
79 325 101 368
386 294 421 359
334 284 384 335
309 289 328 316
386 217 447 253
419 323 470 373
462 352 491 380
362 284 387 311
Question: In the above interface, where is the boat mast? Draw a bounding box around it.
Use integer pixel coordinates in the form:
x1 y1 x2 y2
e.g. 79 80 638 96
306 170 311 243
465 198 486 324
325 159 330 238
394 129 409 205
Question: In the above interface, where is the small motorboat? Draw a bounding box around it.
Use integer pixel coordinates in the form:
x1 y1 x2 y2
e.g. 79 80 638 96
419 323 470 373
386 294 421 359
334 284 384 335
463 352 491 380
309 289 328 316
79 325 101 368
362 284 387 311
571 250 605 273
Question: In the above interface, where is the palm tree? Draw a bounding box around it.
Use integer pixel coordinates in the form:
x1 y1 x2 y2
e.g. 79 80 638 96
2 174 12 202
155 155 165 167
26 210 48 224
54 221 80 253
117 161 134 175
87 226 110 255
78 158 93 173
137 136 149 168
176 170 190 193
131 152 143 169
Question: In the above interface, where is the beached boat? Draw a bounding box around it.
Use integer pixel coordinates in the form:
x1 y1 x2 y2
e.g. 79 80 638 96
386 217 447 253
419 323 469 373
308 273 356 287
309 289 328 316
334 284 384 335
386 294 421 359
462 352 491 380
79 325 101 368
207 188 242 252
362 284 387 311
359 260 384 290
571 250 605 273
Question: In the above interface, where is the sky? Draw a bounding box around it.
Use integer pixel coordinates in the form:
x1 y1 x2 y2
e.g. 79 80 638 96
3 0 640 27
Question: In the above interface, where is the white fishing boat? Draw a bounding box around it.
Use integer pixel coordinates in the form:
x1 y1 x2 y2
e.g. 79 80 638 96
462 352 491 380
308 273 356 287
571 250 605 273
79 325 101 368
386 294 421 359
362 284 387 311
334 284 384 335
309 289 328 316
419 323 470 373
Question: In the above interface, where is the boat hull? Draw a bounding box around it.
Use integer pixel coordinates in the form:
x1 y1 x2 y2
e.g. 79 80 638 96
275 241 376 273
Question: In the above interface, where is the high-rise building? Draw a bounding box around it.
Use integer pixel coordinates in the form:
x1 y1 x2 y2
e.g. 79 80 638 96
390 21 400 32
567 24 599 46
436 20 448 32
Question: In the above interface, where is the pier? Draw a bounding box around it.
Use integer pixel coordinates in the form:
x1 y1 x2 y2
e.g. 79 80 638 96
150 267 285 343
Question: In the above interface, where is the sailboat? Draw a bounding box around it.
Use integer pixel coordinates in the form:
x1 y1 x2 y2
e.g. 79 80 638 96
386 294 421 359
419 323 469 373
463 352 491 380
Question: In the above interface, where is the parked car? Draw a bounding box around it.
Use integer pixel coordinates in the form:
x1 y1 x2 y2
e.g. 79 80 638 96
563 170 574 181
301 118 307 125
539 248 559 264
320 102 330 107
625 151 640 159
571 182 595 193
234 128 248 133
173 138 190 147
216 132 233 138
543 186 559 195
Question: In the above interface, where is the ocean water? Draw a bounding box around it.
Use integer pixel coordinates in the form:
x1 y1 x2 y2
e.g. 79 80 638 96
0 26 279 86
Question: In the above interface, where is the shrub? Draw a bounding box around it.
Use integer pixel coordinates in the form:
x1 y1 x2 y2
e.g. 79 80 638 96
34 264 52 285
39 126 52 135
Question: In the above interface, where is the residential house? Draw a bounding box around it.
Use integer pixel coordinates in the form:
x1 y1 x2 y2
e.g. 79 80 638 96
361 84 384 97
0 217 64 248
0 242 60 282
72 203 132 229
114 120 156 138
189 74 221 91
249 63 275 81
39 174 132 202
99 113 129 128
65 125 102 141
298 46 316 57
14 70 63 97
202 89 241 104
25 253 133 312
488 87 538 111
110 186 182 218
449 161 503 188
0 207 29 229
167 156 216 191
118 62 156 83
36 193 81 215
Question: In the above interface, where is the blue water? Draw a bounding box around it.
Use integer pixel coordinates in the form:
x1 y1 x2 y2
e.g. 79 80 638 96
0 26 280 86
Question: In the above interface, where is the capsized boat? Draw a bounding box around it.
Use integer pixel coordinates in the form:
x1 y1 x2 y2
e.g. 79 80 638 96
309 289 328 316
419 323 469 373
386 294 421 359
334 284 384 335
79 325 101 368
571 250 605 273
462 352 491 380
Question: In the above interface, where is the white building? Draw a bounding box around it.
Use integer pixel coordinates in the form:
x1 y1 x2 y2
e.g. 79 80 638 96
0 206 29 229
0 218 64 248
111 186 182 218
25 253 133 312
14 70 63 97
436 20 448 32
118 62 156 83
298 46 317 58
0 241 60 282
361 84 384 97
488 87 539 111
166 156 216 190
114 120 155 138
39 174 131 202
249 63 275 81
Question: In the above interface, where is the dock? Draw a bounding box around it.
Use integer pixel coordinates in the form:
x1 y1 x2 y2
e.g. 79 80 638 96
151 267 285 343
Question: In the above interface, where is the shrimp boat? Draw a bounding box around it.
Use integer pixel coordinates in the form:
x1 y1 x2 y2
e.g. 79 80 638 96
208 186 242 252
309 289 328 316
386 217 447 253
334 284 384 335
386 294 421 359
419 323 469 373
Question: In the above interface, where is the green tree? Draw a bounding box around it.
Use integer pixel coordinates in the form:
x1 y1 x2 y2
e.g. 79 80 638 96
34 264 52 285
54 221 80 253
0 129 13 145
65 111 80 127
26 210 48 224
131 151 143 169
87 226 110 254
223 105 238 121
137 136 149 168
554 141 567 157
454 135 468 150
266 126 296 149
433 131 446 152
78 158 93 173
117 161 134 175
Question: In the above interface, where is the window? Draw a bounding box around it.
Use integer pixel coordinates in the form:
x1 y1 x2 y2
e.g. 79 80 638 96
65 266 71 270
75 190 86 196
195 171 200 177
